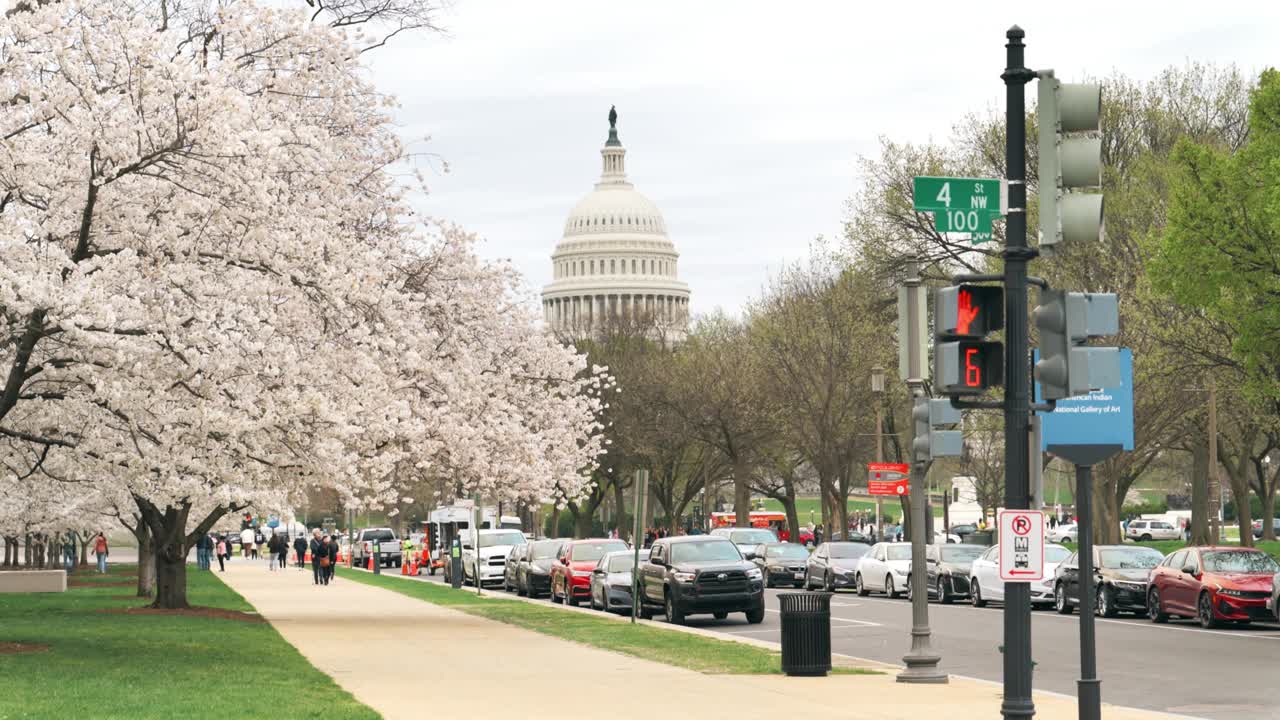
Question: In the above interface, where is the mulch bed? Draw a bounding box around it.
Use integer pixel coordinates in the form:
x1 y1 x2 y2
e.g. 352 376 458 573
0 642 50 655
96 606 265 623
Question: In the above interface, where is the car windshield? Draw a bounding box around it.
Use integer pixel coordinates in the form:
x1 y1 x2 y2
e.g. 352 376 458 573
571 541 628 562
766 544 810 560
941 546 984 563
886 545 912 561
362 529 394 542
829 543 871 559
1098 547 1163 569
671 541 742 564
1045 546 1071 563
607 555 640 572
729 529 778 545
478 531 526 548
529 541 563 560
1203 551 1280 574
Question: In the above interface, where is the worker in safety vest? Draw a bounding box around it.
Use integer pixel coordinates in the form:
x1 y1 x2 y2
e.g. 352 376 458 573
402 537 414 569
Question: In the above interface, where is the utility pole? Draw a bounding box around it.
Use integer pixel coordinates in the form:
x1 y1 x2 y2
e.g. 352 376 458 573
872 365 886 536
1000 25 1036 719
1208 374 1220 544
898 258 946 684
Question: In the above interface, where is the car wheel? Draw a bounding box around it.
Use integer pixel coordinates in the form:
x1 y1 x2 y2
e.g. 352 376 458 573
639 603 653 620
1147 588 1168 623
1198 592 1218 629
1140 534 1152 542
855 573 869 597
589 587 600 610
713 611 728 620
886 575 898 599
1097 585 1117 618
938 577 951 604
824 571 834 592
665 590 685 625
551 577 563 604
1055 583 1073 615
566 585 579 607
745 605 765 624
971 580 986 608
517 573 528 597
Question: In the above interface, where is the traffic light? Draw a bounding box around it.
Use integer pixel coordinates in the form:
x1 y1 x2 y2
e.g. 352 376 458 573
1033 289 1121 400
912 397 963 463
934 284 1004 395
1037 76 1103 255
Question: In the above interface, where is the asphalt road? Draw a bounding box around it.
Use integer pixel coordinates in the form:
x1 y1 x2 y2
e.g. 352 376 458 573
410 571 1280 720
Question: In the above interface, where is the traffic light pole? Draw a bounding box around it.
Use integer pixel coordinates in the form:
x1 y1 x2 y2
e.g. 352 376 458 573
1001 25 1037 720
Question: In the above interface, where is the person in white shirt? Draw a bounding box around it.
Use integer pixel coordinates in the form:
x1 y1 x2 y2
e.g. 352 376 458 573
239 527 255 560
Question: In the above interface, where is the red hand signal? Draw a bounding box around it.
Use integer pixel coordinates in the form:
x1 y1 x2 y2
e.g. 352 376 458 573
957 288 980 335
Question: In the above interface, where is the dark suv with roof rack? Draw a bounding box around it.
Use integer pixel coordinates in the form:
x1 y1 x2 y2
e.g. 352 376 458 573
638 536 765 625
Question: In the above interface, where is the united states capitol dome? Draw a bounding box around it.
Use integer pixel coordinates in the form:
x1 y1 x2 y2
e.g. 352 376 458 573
542 107 691 339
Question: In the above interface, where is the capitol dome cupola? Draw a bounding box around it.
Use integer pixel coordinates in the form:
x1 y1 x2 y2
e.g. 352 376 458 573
542 107 691 339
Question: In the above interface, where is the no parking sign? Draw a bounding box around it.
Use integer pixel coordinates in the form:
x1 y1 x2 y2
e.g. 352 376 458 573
998 510 1044 582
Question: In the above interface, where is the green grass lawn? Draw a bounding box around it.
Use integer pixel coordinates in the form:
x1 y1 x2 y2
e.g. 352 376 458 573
0 564 379 720
343 570 873 676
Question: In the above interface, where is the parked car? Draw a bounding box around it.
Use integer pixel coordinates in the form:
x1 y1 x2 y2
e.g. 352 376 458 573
350 527 402 568
969 543 1071 607
589 550 645 613
748 542 812 588
854 542 912 598
516 538 564 598
1054 545 1164 617
1125 519 1181 542
503 543 529 592
550 538 628 606
834 531 874 545
803 541 871 591
709 527 779 559
1047 523 1078 543
1147 546 1280 628
1252 518 1280 540
915 544 985 603
462 529 527 587
638 536 764 624
949 523 978 540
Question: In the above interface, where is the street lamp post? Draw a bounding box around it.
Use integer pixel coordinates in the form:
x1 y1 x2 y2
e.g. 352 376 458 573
872 365 886 537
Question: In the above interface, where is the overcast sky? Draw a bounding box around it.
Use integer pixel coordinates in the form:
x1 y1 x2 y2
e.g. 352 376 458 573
366 0 1280 316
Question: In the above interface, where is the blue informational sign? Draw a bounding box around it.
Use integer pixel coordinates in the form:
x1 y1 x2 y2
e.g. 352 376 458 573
1036 348 1134 451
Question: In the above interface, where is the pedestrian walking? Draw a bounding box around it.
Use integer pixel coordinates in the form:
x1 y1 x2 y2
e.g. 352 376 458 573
240 526 254 560
215 537 226 572
92 532 109 573
63 531 77 572
293 534 308 570
310 529 326 585
221 533 233 564
325 536 338 584
276 534 289 570
266 534 278 572
195 533 212 570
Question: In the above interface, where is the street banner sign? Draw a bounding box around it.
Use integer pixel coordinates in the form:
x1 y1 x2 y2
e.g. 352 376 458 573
868 462 910 496
998 510 1045 582
1036 348 1134 451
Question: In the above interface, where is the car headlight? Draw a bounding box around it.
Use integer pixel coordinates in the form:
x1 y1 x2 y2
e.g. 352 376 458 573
1112 580 1144 591
1217 587 1246 597
746 567 763 580
673 571 697 583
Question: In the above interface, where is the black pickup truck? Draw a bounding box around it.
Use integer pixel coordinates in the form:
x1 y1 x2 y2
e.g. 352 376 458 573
638 536 765 625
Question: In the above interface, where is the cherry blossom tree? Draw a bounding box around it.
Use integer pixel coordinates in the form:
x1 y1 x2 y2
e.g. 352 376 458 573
0 0 606 607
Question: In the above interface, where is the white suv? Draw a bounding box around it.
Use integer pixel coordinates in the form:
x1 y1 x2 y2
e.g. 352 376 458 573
1125 519 1180 542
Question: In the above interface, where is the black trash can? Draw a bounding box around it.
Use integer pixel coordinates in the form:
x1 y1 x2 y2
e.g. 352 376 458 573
778 592 832 677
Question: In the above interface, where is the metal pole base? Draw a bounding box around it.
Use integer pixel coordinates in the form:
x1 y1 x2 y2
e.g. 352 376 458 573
897 630 948 684
1078 678 1101 720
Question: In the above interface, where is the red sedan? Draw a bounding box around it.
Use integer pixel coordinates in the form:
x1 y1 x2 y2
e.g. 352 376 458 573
550 538 628 607
1148 546 1280 628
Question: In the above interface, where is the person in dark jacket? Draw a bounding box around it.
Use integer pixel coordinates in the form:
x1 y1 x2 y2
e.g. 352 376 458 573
293 534 308 570
324 536 339 584
309 529 326 585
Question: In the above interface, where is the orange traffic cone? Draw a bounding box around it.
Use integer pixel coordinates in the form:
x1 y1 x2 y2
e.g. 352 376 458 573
410 562 419 576
366 556 373 571
336 550 343 563
400 562 408 576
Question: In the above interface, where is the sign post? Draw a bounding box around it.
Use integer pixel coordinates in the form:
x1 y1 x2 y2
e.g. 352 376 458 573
868 462 910 497
997 510 1045 582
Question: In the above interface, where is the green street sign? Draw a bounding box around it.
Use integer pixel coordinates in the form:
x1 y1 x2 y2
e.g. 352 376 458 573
913 176 1003 213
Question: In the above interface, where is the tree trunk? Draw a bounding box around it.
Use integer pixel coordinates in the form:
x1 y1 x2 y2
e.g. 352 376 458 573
1190 444 1211 545
549 507 560 538
136 527 156 599
733 457 750 527
152 547 189 609
782 481 799 544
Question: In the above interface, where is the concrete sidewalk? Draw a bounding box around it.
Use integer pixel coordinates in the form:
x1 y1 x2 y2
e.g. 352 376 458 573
218 562 1188 720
